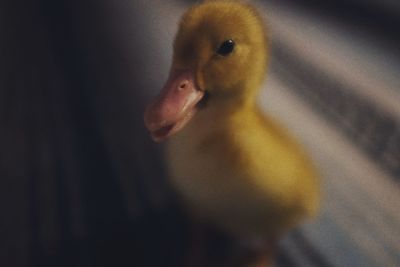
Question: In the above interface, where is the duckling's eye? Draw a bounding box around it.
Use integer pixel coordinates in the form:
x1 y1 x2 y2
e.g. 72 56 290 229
216 39 235 56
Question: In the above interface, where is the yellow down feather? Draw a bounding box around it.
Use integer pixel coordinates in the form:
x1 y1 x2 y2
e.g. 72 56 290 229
166 0 320 239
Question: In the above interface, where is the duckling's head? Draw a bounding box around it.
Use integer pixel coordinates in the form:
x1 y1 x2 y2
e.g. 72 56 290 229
145 1 268 142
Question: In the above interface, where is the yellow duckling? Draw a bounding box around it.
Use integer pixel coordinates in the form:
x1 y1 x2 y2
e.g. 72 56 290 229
145 0 319 265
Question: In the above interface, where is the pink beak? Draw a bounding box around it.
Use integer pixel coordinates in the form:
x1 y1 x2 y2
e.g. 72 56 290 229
144 69 204 142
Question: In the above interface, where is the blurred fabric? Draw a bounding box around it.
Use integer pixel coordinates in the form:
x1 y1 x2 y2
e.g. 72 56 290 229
1 0 399 267
1 1 186 266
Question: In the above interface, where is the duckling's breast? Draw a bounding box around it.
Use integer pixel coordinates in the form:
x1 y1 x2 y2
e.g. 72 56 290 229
165 109 320 237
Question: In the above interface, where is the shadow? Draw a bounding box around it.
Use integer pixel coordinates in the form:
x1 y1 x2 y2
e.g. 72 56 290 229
1 0 189 266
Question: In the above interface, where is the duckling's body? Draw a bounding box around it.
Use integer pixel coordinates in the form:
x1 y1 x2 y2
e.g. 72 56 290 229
145 0 320 265
167 100 319 239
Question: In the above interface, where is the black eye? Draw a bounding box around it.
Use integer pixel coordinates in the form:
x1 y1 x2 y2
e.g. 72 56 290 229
216 39 235 56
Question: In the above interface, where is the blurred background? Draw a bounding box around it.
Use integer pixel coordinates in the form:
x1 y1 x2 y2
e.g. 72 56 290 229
1 0 399 266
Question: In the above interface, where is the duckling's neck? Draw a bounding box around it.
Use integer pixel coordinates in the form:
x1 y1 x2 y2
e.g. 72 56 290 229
178 80 264 142
191 90 258 136
205 85 259 115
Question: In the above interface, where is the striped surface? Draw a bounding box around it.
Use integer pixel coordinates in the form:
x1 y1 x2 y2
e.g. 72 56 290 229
256 1 400 266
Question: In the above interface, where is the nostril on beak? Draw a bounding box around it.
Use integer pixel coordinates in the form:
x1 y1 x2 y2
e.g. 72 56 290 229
179 81 188 90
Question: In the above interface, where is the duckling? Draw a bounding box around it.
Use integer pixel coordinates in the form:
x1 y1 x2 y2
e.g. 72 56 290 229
145 0 320 265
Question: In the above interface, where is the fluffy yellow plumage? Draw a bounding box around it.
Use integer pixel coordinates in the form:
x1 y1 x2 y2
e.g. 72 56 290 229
144 0 320 259
167 107 320 238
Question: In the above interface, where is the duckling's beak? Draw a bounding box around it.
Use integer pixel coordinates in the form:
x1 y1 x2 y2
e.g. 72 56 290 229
144 69 204 142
